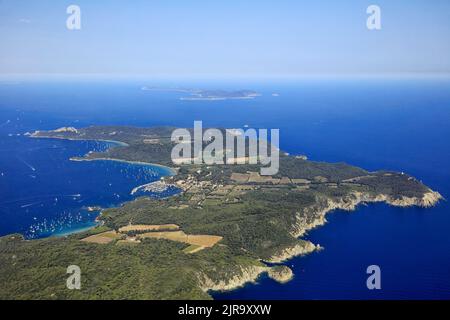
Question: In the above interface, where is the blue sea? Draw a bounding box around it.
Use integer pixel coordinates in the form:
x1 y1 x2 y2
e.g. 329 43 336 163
0 76 449 299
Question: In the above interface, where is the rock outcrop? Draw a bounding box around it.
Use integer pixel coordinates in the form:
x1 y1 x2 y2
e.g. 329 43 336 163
198 265 270 292
267 241 318 263
267 266 294 284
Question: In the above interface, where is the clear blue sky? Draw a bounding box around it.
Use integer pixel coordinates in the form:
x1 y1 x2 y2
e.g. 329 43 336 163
1 0 450 76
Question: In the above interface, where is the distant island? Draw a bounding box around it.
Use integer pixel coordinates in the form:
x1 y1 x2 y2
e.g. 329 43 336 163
0 125 442 299
141 86 261 101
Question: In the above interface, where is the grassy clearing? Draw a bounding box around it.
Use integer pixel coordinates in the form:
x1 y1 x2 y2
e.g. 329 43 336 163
80 231 121 244
183 244 203 254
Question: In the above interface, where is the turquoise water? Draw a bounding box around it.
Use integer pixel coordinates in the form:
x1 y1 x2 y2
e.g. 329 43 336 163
0 77 449 298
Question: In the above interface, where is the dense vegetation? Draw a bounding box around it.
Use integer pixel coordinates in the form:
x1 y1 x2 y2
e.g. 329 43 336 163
0 232 261 300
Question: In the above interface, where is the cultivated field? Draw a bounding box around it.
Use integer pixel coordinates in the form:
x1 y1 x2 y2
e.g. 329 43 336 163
118 224 180 233
138 230 222 252
81 231 122 244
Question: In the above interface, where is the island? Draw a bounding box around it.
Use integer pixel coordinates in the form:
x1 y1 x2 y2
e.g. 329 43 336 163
141 86 261 101
0 125 442 299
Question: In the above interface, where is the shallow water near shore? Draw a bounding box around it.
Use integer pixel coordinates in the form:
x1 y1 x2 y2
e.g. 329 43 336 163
1 77 449 298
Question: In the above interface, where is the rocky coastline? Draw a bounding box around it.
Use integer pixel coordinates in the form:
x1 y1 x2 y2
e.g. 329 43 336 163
199 189 443 293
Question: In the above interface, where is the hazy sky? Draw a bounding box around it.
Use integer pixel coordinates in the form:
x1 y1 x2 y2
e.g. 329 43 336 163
1 0 450 76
